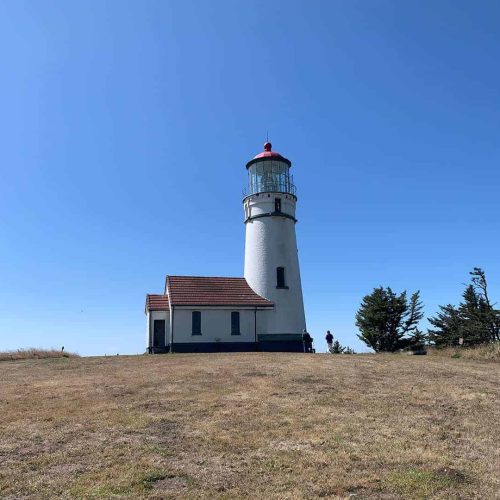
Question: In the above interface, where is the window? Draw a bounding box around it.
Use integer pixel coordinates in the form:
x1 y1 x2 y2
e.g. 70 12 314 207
275 198 281 212
192 311 201 335
276 267 286 288
231 311 240 335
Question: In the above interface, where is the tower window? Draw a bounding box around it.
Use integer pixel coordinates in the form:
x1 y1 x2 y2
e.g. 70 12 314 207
192 311 201 335
275 198 281 213
276 267 286 288
231 311 240 335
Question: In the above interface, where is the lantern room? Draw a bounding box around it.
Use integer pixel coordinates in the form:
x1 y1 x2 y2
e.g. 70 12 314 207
244 142 296 198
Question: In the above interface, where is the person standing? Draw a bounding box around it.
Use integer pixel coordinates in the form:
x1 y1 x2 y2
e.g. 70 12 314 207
302 329 313 353
325 330 334 352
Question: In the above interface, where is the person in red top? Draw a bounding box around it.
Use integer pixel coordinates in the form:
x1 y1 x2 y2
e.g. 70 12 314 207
325 330 334 352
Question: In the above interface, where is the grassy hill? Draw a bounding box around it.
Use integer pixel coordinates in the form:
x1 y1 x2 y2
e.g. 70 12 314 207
1 353 498 499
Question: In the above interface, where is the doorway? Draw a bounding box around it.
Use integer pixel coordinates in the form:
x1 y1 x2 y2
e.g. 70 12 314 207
153 320 166 348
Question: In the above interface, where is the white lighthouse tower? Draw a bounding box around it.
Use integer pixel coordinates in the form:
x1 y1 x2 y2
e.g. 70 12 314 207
145 140 308 354
243 141 306 349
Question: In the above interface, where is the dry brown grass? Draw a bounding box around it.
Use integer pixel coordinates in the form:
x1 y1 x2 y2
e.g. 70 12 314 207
0 348 79 362
0 353 498 499
427 342 500 362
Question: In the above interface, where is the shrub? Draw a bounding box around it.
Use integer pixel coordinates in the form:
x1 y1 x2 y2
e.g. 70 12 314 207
427 342 499 362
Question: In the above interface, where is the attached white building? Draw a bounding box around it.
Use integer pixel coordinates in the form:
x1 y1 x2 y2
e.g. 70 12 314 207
145 141 306 353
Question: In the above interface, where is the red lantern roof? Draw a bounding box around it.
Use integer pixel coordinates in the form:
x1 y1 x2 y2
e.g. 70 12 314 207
253 141 286 159
247 141 291 168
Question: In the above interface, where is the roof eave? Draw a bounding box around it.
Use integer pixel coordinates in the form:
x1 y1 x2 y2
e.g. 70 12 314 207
245 156 291 169
169 303 274 308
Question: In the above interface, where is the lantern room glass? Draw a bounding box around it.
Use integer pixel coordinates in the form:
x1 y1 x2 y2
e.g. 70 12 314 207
245 160 296 197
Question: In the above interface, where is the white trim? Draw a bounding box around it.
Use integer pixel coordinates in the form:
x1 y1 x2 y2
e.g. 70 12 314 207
167 279 173 349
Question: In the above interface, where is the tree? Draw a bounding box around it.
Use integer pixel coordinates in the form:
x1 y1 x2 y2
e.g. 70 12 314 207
427 268 499 347
330 339 345 354
355 287 424 352
459 284 491 345
469 268 500 342
327 339 355 354
427 304 462 346
410 328 428 347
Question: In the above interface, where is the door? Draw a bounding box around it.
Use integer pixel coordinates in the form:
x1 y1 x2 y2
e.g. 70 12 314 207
153 320 166 348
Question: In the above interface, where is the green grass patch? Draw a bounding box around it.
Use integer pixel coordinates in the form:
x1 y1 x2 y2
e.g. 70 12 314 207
141 471 169 490
386 468 459 497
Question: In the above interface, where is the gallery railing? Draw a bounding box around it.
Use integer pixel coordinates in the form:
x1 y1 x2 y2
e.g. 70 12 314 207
242 181 297 198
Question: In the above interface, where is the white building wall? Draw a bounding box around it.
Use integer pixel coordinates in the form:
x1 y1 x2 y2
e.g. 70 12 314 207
243 193 306 335
147 310 170 347
172 307 271 344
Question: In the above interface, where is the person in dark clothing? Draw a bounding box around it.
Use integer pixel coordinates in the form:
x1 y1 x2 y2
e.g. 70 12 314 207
325 330 334 352
302 329 313 353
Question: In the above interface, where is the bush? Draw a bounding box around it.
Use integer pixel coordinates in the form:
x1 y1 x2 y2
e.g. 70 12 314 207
328 340 355 354
427 342 500 362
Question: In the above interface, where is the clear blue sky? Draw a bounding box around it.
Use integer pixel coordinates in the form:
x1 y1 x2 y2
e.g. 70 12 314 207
1 0 499 355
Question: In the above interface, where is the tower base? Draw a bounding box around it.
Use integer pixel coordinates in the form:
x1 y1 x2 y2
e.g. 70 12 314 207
148 336 305 354
256 334 304 352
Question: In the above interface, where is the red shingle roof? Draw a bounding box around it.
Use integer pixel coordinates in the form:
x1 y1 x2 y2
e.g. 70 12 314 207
145 294 169 312
166 276 273 307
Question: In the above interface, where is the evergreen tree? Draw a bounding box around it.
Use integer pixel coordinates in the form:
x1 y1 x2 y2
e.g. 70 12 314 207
328 340 355 354
459 285 491 345
469 268 500 342
427 268 499 346
355 287 424 352
427 304 462 346
410 328 428 346
330 339 345 354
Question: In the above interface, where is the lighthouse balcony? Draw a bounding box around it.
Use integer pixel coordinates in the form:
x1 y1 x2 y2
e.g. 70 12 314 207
242 181 297 199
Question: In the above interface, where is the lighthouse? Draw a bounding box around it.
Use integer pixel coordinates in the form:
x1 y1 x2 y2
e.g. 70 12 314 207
145 140 307 353
243 141 307 346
